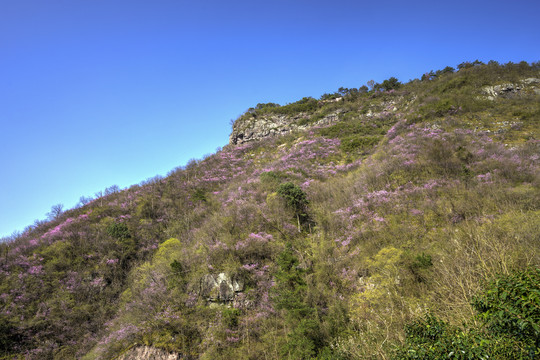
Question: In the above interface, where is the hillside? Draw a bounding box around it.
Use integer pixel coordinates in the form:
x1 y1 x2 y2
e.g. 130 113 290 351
1 61 539 359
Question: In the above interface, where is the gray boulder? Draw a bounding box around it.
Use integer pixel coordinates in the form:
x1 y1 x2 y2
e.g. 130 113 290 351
200 273 244 303
483 78 540 100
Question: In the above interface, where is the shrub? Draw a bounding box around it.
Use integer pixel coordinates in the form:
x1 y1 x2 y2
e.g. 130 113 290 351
472 267 540 344
408 252 433 283
192 188 207 202
340 135 381 153
418 98 458 119
106 223 130 240
394 268 540 359
260 171 283 184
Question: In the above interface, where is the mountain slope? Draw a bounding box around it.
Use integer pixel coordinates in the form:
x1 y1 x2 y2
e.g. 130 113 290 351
1 61 539 359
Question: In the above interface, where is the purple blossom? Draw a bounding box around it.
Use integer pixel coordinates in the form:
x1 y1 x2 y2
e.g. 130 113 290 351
100 324 139 345
90 277 105 288
242 263 259 271
340 237 352 247
28 265 43 275
477 172 493 183
235 232 273 250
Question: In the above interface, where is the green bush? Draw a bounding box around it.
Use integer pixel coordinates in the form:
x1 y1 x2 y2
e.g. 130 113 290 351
192 188 207 202
418 98 458 119
260 171 283 184
319 120 389 140
274 97 319 115
221 308 241 328
107 223 130 240
340 135 381 153
472 267 540 344
394 268 540 359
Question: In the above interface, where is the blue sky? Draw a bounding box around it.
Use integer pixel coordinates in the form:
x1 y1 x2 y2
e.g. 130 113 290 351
1 0 539 238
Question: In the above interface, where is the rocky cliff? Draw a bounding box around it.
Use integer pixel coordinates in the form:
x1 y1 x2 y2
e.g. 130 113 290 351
199 272 244 304
482 77 540 100
229 110 341 145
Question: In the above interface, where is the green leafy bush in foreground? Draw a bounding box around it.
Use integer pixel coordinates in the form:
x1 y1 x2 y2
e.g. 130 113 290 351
394 267 540 359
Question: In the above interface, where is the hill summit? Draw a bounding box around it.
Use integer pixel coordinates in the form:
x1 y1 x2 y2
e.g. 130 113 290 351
1 61 539 359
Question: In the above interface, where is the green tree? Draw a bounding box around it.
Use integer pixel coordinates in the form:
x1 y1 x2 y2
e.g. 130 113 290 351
274 246 310 318
380 77 401 91
436 66 455 76
276 182 310 230
274 246 324 359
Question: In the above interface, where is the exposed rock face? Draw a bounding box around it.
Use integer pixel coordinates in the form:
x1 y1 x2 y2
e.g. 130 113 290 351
229 111 341 145
116 346 180 360
483 78 540 100
199 273 244 303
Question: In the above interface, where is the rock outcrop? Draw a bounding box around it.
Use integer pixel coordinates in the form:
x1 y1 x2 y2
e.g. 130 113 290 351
482 78 540 100
229 111 341 145
116 346 180 360
199 273 244 303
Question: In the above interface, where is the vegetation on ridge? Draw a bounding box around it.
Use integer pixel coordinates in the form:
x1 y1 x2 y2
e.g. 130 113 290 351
0 60 539 359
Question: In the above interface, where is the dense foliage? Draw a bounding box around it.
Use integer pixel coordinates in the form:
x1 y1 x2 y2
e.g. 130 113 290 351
1 61 539 359
395 267 540 359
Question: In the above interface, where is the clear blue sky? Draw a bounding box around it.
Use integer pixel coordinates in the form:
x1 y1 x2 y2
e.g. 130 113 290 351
1 0 539 238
